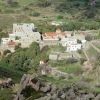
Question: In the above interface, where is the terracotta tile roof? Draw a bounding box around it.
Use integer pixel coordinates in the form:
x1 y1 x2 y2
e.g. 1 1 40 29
45 32 57 37
45 32 65 37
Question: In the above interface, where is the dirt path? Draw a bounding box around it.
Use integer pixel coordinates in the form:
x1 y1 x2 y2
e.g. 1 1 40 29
83 50 90 61
83 50 92 70
82 42 93 72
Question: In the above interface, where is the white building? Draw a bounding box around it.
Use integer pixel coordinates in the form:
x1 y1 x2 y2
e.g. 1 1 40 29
12 23 41 41
61 37 77 47
9 23 41 47
1 38 11 45
61 37 82 52
1 23 41 49
66 44 82 52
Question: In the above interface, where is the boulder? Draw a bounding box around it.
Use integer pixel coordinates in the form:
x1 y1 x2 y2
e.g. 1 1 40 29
40 83 51 93
75 96 82 100
51 84 57 93
82 93 94 100
60 93 66 99
51 93 58 100
95 94 100 100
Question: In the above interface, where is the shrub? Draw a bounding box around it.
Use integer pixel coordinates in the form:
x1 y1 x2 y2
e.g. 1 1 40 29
15 36 20 40
85 34 92 41
0 32 8 38
15 43 21 50
66 58 78 64
32 12 40 17
80 58 87 65
37 0 51 8
59 75 66 80
0 65 23 82
40 46 49 62
10 2 19 7
77 39 82 44
3 49 11 56
78 50 82 54
23 7 30 11
57 15 63 19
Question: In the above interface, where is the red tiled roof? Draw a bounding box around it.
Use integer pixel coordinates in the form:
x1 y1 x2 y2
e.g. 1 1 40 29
45 32 65 37
45 32 57 37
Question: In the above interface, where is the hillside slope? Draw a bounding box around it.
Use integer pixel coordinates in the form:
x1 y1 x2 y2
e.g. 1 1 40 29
0 0 99 32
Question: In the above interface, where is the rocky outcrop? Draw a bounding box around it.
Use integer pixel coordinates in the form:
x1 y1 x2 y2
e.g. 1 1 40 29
15 74 100 100
0 78 14 89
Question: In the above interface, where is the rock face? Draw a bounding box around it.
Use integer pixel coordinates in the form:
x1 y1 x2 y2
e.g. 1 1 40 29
15 74 100 100
0 78 14 89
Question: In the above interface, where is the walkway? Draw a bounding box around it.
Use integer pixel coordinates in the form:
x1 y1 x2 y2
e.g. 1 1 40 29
83 50 89 61
82 42 93 72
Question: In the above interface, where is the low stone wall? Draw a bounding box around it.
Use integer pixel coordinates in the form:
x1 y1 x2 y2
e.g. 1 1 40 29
49 52 75 60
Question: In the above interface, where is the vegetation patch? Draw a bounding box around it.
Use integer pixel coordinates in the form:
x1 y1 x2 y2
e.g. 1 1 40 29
49 60 82 74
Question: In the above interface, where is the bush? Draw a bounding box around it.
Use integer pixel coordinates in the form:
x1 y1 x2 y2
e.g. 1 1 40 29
15 36 20 40
80 58 87 65
77 39 82 44
66 58 78 64
10 2 19 7
59 75 66 80
15 43 21 50
78 50 82 54
57 15 63 19
32 12 40 17
37 0 51 8
0 32 8 38
40 46 49 62
3 49 11 56
0 65 23 82
23 7 30 11
85 34 92 41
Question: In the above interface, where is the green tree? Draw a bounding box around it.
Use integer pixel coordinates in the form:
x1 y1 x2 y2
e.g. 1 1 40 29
66 58 78 64
77 39 82 44
40 46 49 62
3 49 11 56
27 42 40 59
